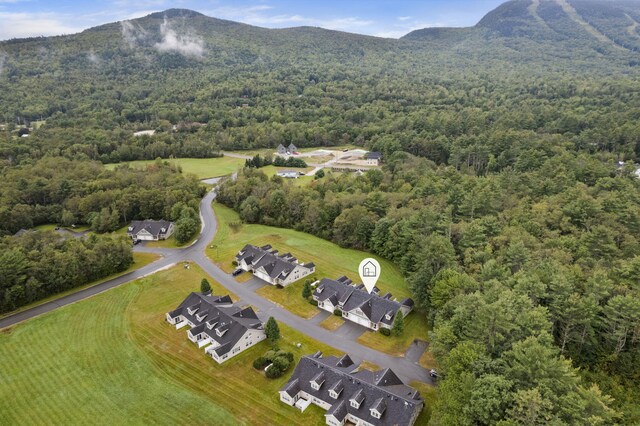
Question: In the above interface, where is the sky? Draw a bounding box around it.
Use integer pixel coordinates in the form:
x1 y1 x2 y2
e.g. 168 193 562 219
0 0 507 41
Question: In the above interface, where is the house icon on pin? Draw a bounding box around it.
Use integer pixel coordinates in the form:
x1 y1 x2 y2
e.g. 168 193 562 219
362 261 377 277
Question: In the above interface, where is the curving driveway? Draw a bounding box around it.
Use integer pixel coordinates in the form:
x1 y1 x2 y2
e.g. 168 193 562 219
0 189 433 384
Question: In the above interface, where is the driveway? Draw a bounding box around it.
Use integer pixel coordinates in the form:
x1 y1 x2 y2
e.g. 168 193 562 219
405 340 429 363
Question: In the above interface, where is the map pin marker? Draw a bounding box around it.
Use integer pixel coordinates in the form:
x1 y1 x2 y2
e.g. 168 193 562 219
359 258 381 294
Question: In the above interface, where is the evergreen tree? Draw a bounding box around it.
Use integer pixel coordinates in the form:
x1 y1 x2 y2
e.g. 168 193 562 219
200 278 211 294
392 313 405 336
302 281 312 299
265 317 280 345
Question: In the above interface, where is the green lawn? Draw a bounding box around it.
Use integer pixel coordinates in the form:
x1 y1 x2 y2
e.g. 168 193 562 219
357 311 430 356
0 252 160 320
260 165 316 187
320 314 345 331
105 157 245 179
0 263 338 425
144 232 198 249
33 223 92 233
207 203 410 319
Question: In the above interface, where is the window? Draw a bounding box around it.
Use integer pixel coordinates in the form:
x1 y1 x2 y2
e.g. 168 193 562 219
329 390 338 399
311 382 320 391
371 410 380 419
350 400 360 409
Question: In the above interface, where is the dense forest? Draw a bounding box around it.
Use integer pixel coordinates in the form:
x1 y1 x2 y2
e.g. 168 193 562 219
1 0 640 424
0 232 133 313
0 158 206 236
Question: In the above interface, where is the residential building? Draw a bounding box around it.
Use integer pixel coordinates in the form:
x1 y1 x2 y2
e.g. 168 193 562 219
364 152 382 166
166 292 266 364
277 144 287 155
133 130 156 137
288 143 298 153
280 352 424 426
236 244 315 286
127 220 174 241
277 170 300 179
313 276 414 331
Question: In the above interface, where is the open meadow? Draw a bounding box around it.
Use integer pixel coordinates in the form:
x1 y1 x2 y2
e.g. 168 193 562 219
105 157 245 179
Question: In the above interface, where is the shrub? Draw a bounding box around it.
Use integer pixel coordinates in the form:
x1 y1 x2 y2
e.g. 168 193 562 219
265 364 284 379
309 299 318 306
334 309 342 316
380 328 391 336
272 356 290 371
253 357 268 370
231 260 238 267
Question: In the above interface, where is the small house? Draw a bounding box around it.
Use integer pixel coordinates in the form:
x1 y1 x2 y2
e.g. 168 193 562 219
127 220 174 241
288 143 298 153
277 144 287 155
277 170 300 179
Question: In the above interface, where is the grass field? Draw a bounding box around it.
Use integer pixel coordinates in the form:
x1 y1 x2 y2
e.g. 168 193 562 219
207 203 410 319
0 263 341 426
260 165 315 187
357 312 430 356
105 157 245 179
0 252 160 320
144 232 198 249
319 314 345 331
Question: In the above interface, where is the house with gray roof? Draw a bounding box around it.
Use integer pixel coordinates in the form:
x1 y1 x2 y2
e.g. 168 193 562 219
166 292 266 363
127 219 174 241
277 144 287 155
288 143 298 153
236 244 315 286
279 352 423 426
313 276 414 331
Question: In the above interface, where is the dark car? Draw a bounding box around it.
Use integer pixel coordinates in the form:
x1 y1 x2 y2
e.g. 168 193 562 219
133 239 141 245
232 268 244 277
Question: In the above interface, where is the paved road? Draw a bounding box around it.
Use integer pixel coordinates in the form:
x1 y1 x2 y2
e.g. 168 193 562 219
0 188 433 385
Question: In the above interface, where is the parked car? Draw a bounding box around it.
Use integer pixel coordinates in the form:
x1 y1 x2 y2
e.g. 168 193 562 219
133 239 141 245
232 268 244 277
54 227 60 230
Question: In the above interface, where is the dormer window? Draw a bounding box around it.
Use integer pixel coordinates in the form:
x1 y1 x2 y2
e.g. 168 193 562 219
371 409 381 419
329 390 339 399
187 306 198 315
385 313 392 321
161 227 166 233
350 400 360 409
128 226 133 231
196 313 207 322
311 381 320 391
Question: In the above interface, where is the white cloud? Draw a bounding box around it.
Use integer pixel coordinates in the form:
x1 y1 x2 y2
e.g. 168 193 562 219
398 16 412 21
0 12 81 39
154 17 205 57
120 19 147 48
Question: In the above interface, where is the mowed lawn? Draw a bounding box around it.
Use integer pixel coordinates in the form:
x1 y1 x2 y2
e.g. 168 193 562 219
207 203 410 319
105 156 245 179
0 263 339 426
357 311 430 356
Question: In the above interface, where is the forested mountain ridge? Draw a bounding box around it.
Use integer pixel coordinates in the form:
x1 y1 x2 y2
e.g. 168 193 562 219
2 2 640 168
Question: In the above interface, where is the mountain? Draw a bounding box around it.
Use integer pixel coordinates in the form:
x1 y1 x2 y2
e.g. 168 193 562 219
404 0 640 59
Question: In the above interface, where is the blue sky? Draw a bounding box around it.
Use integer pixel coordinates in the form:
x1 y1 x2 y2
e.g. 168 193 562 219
0 0 507 40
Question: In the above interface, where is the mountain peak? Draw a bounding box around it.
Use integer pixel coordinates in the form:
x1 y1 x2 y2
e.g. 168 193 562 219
146 9 205 20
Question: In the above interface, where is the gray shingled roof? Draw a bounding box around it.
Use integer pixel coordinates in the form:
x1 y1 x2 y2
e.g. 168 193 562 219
281 353 423 426
365 151 383 160
236 244 313 281
168 292 263 357
128 220 172 238
313 277 413 325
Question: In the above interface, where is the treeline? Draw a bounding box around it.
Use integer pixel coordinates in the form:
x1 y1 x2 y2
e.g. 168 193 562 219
244 154 307 169
0 232 133 313
0 157 206 237
217 151 640 422
0 125 223 165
